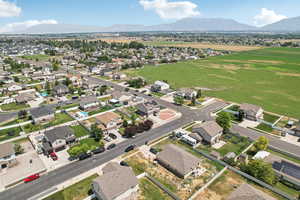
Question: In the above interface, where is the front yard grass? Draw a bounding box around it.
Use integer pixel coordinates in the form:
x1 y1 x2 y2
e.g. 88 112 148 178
263 112 280 124
267 149 300 165
255 123 274 133
139 178 172 200
0 103 29 111
0 127 22 142
70 125 90 138
23 123 43 133
88 105 113 116
43 113 73 128
43 174 98 200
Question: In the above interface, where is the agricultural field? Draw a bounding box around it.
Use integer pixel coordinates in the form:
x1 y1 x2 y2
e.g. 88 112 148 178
133 48 300 118
143 41 264 51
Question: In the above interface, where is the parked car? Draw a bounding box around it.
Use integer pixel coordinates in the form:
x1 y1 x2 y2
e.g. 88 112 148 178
50 152 58 161
68 156 78 161
24 174 40 183
109 133 117 140
92 147 105 154
150 148 158 154
107 143 116 150
78 152 92 160
120 161 129 166
104 137 112 142
125 144 136 152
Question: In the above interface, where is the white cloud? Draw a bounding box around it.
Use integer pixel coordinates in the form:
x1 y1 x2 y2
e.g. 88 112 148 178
139 0 200 20
254 8 287 27
0 0 21 17
0 20 58 33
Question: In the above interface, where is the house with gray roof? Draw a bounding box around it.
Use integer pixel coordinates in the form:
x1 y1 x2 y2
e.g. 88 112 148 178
136 100 160 117
53 84 69 97
157 144 201 178
227 183 276 200
79 96 99 111
192 121 223 145
43 126 76 153
0 142 17 171
92 162 139 200
239 103 264 121
30 106 55 124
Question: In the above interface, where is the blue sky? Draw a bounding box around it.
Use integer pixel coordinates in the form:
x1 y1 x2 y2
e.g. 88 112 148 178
0 0 299 32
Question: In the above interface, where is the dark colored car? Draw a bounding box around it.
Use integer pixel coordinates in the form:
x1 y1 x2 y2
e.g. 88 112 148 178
92 147 105 154
24 174 40 183
109 133 117 140
150 148 158 154
125 144 136 152
120 161 129 166
107 143 116 150
68 156 78 161
78 152 92 160
50 152 58 161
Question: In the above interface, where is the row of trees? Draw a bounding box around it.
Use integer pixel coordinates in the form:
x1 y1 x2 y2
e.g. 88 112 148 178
127 78 146 88
124 120 154 138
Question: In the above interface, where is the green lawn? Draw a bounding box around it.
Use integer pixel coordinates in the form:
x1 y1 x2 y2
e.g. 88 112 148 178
263 113 280 124
0 103 29 111
88 106 113 116
0 127 22 142
255 123 274 133
139 178 172 200
43 174 98 200
60 103 79 110
21 54 51 61
132 48 300 118
275 181 300 198
43 113 73 128
23 123 43 133
70 125 90 138
267 149 300 165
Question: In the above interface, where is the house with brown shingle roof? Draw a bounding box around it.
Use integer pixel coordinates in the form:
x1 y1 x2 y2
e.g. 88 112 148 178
157 144 201 178
192 121 223 145
92 162 138 200
227 183 276 200
95 112 122 131
239 103 264 121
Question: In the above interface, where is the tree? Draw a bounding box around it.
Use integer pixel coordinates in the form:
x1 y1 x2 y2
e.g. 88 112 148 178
90 124 103 141
53 63 59 71
13 76 20 82
241 159 277 185
14 144 24 155
191 96 196 106
124 125 138 138
130 114 138 125
143 120 154 131
174 96 184 105
216 112 232 133
99 85 108 95
45 81 51 94
238 110 244 122
123 120 128 128
196 89 202 98
64 77 72 86
254 136 269 152
18 110 28 119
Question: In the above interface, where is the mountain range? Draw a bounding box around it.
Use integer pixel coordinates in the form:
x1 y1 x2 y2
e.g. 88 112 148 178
7 17 300 34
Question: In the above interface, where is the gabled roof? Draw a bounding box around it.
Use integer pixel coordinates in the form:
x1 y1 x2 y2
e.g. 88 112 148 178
227 183 276 200
44 126 74 143
157 144 200 176
193 121 223 137
93 162 138 200
80 96 98 106
240 103 262 114
30 106 54 119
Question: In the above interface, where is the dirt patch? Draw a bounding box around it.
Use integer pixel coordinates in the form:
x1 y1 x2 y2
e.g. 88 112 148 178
276 72 300 77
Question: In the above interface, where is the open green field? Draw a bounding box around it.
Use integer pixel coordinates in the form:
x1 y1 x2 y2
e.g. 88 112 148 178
21 54 52 61
133 48 300 118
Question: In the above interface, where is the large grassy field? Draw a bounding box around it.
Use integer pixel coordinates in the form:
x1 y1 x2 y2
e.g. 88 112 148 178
133 48 300 118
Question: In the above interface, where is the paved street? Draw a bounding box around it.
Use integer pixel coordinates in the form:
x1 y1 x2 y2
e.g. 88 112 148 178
1 75 299 200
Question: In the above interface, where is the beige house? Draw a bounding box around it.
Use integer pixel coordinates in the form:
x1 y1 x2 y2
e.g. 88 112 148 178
95 112 122 131
240 103 264 121
0 142 17 171
192 121 223 145
157 144 201 178
92 162 138 200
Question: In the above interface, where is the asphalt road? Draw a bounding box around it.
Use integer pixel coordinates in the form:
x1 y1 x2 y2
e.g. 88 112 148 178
1 75 299 200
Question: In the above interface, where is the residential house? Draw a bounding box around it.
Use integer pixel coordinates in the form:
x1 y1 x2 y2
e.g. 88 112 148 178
110 91 132 105
79 96 99 111
95 112 122 132
43 126 76 153
157 144 201 178
112 73 127 80
0 142 17 171
15 92 36 104
293 123 300 137
30 106 55 124
227 183 276 200
53 84 69 97
175 88 197 100
83 78 100 89
151 80 170 92
239 103 264 121
192 121 223 145
92 162 139 200
6 83 23 92
67 74 82 87
136 100 160 117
